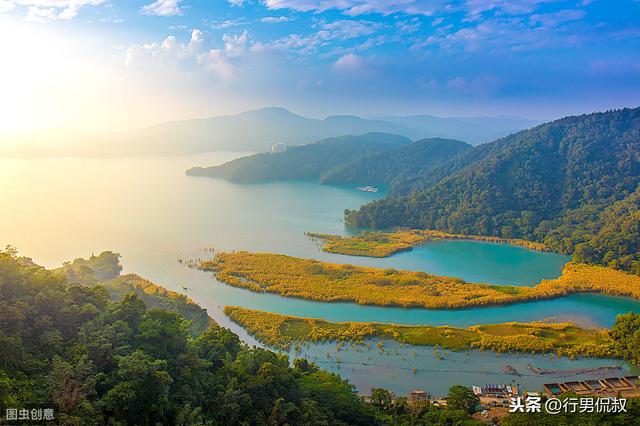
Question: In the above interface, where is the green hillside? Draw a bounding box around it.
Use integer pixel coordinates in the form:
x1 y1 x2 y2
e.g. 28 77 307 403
55 252 212 336
346 107 640 274
186 132 412 182
319 138 471 185
187 134 470 187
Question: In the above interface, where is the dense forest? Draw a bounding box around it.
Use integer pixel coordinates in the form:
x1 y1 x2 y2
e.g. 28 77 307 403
186 133 470 186
55 251 212 336
318 138 470 186
346 107 640 275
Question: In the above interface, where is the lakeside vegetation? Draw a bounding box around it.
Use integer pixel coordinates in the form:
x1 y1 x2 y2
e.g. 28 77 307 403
225 306 615 358
199 251 640 309
55 251 212 335
307 229 549 258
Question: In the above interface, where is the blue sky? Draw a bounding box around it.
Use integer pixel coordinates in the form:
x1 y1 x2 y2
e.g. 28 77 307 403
0 0 639 134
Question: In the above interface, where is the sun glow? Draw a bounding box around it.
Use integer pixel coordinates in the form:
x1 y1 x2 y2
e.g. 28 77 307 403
0 20 231 151
0 21 118 143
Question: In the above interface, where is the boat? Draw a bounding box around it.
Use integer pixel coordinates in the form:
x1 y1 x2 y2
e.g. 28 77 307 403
356 185 379 193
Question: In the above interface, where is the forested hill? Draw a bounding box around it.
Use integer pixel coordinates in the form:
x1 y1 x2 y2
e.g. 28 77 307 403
346 107 640 274
319 138 471 186
186 132 412 182
53 251 213 335
186 133 470 186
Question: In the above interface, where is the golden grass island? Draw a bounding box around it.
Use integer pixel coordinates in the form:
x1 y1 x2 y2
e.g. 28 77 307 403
306 229 550 258
224 306 615 359
198 251 640 309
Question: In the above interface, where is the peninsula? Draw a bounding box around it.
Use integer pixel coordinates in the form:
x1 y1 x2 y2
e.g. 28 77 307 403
307 229 549 258
224 306 615 359
197 251 640 309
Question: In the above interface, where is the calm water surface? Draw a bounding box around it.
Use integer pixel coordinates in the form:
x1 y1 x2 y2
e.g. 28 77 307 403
1 152 638 395
290 340 640 397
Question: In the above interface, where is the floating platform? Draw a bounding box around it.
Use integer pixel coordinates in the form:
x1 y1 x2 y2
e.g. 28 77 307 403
543 376 640 396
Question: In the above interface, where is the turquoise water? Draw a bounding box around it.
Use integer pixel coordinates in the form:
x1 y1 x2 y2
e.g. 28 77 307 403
321 239 569 286
1 152 638 395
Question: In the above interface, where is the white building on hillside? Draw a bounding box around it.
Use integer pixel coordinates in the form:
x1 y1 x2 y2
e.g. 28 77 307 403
271 143 287 153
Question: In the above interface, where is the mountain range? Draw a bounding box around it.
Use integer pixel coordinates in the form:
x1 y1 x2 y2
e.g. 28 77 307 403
94 107 534 156
0 107 535 157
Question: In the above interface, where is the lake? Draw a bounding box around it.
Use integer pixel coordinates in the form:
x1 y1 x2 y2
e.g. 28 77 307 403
2 152 639 396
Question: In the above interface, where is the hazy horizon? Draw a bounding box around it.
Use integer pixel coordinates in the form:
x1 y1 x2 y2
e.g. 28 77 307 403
1 104 543 139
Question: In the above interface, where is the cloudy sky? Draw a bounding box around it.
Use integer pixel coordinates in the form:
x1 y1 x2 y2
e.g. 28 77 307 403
0 0 639 136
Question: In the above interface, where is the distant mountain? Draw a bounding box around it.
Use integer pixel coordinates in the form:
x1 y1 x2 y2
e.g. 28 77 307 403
77 108 412 157
346 107 640 274
380 115 539 145
186 133 412 182
57 107 535 157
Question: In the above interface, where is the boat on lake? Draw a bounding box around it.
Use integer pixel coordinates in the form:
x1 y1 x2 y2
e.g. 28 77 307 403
356 185 379 193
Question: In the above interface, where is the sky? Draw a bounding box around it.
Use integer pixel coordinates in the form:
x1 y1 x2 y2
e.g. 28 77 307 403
0 0 639 137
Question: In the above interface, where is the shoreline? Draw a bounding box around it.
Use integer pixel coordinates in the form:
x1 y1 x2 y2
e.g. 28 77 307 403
307 229 552 258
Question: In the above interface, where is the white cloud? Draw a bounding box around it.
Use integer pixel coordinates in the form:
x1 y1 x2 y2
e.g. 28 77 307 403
188 28 204 50
196 49 235 79
262 0 446 16
0 0 15 13
412 4 588 55
261 19 382 55
332 52 366 72
261 16 290 23
141 0 183 17
126 28 240 79
464 0 562 19
529 9 586 28
223 30 249 57
253 1 586 58
4 0 105 21
322 19 382 38
228 0 245 6
209 18 246 29
396 19 420 33
261 0 569 19
126 28 203 66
